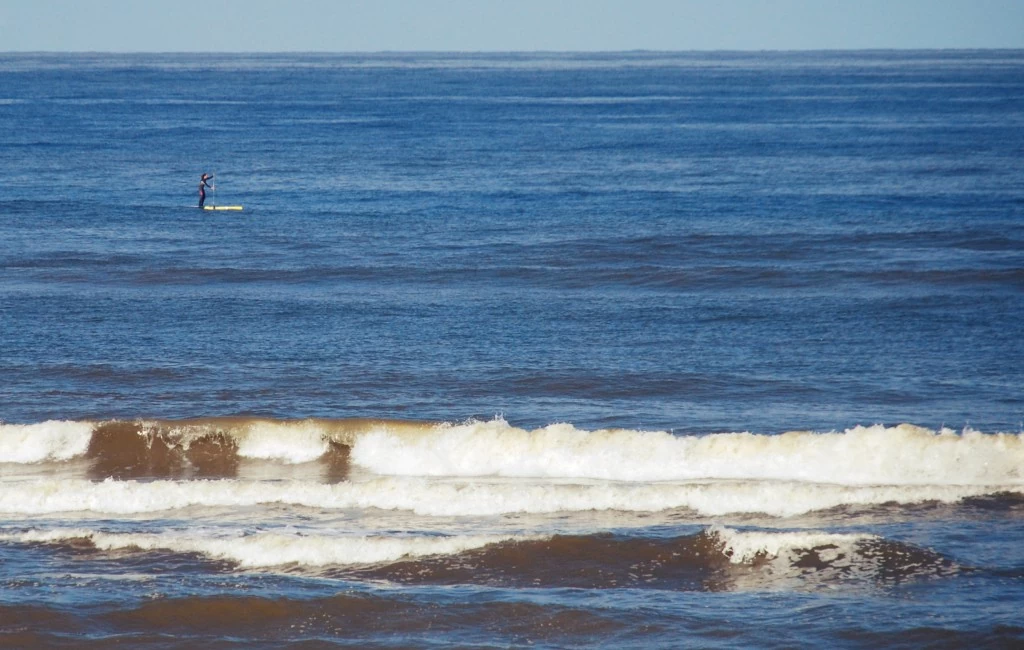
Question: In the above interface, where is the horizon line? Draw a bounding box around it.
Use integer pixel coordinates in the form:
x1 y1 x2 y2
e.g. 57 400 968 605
3 47 1022 55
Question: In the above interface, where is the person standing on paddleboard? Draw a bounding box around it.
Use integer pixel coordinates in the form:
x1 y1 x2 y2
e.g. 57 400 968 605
198 173 214 208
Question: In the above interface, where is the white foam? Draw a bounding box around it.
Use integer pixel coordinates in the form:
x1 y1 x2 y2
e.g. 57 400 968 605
708 525 873 564
2 528 524 568
234 421 330 463
5 418 1021 488
0 421 94 464
351 420 1024 486
0 476 1019 518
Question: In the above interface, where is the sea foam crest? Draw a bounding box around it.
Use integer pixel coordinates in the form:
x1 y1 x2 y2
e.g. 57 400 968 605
1 477 1019 518
352 420 1024 485
233 420 331 463
703 525 956 586
708 525 873 564
0 421 94 464
1 528 525 568
4 418 1024 487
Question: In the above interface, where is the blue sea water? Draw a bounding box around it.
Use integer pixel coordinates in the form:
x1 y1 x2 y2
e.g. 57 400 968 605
1 51 1023 648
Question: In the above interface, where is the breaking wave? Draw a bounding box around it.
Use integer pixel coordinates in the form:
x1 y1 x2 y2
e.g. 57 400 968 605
0 476 1020 518
0 525 955 588
2 417 1022 486
0 527 525 569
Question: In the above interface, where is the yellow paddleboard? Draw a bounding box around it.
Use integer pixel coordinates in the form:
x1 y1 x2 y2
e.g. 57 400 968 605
203 206 243 211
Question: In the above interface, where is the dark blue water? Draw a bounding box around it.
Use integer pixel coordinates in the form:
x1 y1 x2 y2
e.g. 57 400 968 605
1 51 1023 648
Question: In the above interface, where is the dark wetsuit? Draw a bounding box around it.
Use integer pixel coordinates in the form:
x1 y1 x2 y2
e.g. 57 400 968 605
198 176 213 207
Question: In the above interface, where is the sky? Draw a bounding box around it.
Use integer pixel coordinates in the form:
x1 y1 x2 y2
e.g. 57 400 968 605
1 0 1023 52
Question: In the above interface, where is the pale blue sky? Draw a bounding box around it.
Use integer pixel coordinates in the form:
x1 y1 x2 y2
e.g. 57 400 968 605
1 0 1022 52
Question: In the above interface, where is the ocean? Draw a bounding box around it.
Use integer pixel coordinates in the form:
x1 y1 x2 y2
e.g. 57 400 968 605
1 50 1023 648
